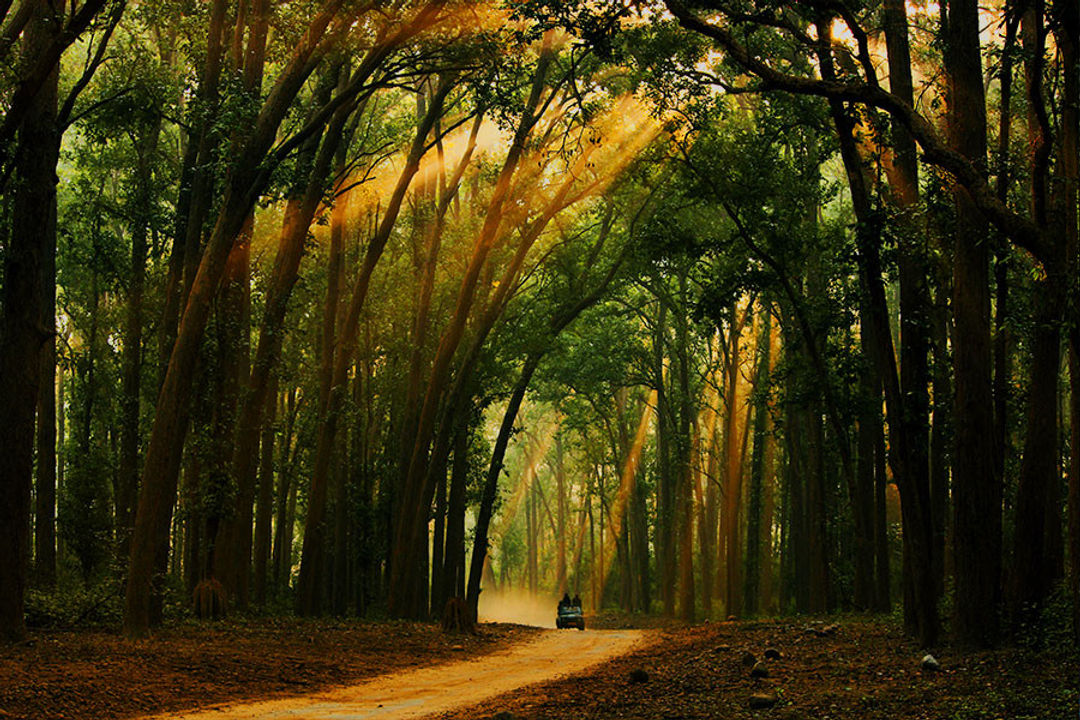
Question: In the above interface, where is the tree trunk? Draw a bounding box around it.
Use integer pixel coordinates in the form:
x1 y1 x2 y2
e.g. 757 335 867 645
654 302 676 616
252 374 277 605
1053 0 1079 641
466 353 543 619
116 118 161 565
992 0 1018 501
0 2 59 641
1010 280 1062 616
946 0 999 648
556 436 567 595
883 0 937 627
34 158 57 591
443 421 469 601
272 388 299 591
744 310 772 614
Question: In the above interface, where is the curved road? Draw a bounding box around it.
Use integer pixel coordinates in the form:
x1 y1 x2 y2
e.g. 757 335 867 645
144 629 646 720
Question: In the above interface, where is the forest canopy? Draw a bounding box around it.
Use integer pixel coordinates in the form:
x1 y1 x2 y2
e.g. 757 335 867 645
0 0 1076 653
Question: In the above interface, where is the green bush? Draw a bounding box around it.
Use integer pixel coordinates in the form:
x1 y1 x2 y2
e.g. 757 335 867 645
25 579 123 629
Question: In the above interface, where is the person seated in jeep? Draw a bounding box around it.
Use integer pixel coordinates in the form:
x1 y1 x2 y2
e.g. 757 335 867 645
560 592 572 609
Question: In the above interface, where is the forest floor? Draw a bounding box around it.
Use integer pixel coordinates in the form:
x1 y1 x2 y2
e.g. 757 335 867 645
0 618 539 720
0 615 1076 720
461 616 1080 720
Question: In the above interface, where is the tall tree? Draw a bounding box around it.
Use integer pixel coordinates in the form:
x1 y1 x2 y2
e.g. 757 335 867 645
0 0 63 642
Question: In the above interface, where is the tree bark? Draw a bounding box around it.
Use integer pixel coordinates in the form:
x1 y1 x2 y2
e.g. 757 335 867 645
945 0 999 648
1052 0 1079 641
443 420 469 601
0 1 60 641
1010 280 1062 615
117 115 162 565
252 374 277 605
883 0 937 628
34 146 57 590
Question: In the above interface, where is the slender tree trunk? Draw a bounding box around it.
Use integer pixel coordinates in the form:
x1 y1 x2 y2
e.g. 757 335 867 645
556 436 567 595
874 404 891 611
430 452 447 613
759 323 778 613
252 374 277 605
34 163 57 591
744 311 772 614
272 388 299 591
1010 0 1069 624
723 305 750 618
654 302 676 616
208 217 251 599
440 419 468 607
466 353 543 619
783 400 810 613
117 115 163 565
993 0 1018 499
854 390 877 610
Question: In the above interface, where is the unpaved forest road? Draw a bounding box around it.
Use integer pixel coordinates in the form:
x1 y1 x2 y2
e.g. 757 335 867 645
140 629 647 720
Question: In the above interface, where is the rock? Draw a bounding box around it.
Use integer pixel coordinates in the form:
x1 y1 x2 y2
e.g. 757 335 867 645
629 668 650 684
764 648 781 660
807 622 838 637
451 644 465 651
727 614 737 621
921 654 940 672
750 660 770 678
742 651 758 667
749 692 778 709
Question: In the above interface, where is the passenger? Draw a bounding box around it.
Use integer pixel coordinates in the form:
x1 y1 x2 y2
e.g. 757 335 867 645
560 592 572 608
571 593 581 608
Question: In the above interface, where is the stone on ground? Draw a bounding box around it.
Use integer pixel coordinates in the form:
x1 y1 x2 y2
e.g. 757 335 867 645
749 692 778 709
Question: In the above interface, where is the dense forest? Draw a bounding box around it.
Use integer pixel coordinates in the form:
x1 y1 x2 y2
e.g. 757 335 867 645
0 0 1076 656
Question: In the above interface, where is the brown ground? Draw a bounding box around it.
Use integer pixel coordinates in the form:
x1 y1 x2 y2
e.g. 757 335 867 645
1 617 1076 720
144 626 645 719
0 618 539 720
459 617 1080 720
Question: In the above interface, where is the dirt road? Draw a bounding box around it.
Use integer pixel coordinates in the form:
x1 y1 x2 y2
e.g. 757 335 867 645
142 629 647 720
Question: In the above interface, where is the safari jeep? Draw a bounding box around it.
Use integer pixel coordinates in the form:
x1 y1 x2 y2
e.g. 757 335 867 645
556 603 585 630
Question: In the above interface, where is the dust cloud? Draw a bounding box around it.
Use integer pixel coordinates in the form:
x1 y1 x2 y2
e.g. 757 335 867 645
477 588 559 628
